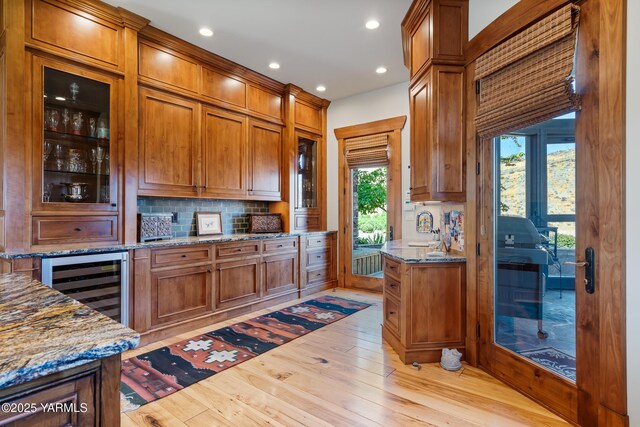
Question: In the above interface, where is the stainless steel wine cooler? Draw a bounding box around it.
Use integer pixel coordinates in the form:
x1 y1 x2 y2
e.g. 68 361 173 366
42 252 129 326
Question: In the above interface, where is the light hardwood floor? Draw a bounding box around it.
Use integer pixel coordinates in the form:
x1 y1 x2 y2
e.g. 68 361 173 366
121 289 570 426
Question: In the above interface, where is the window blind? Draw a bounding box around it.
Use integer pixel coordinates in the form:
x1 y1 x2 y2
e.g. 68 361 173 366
345 134 389 167
475 4 581 139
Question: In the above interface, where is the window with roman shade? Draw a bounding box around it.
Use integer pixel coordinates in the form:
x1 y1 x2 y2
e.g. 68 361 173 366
475 4 581 139
344 134 389 167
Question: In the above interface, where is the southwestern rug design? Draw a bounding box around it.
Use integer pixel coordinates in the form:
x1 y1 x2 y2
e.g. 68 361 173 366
120 295 370 411
519 347 576 381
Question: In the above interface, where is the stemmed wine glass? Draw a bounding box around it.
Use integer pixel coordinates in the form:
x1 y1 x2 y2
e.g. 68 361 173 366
90 148 97 174
43 141 53 161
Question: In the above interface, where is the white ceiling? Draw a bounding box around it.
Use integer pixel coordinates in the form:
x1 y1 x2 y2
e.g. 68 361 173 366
104 0 413 101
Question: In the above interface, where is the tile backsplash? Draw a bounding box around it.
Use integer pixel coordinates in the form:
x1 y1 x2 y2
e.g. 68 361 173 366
137 197 270 238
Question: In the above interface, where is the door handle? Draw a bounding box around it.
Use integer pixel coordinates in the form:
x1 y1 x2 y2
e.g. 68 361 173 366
564 247 595 294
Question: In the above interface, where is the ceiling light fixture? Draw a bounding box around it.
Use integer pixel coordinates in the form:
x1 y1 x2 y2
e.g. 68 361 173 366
365 20 380 30
199 28 213 37
316 85 326 92
55 96 66 101
376 67 387 74
269 62 280 69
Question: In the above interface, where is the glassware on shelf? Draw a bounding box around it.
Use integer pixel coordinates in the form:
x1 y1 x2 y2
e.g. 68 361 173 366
71 112 84 135
48 109 60 131
63 182 88 202
90 148 97 173
43 141 53 161
67 148 87 173
62 108 70 132
96 115 109 140
69 82 79 101
88 117 97 138
54 144 65 171
42 183 53 203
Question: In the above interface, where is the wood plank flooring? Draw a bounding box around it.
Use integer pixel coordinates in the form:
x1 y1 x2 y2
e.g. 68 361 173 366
121 289 570 426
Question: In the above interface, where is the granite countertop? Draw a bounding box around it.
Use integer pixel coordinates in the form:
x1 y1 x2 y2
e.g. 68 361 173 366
0 273 139 389
0 231 337 259
380 240 467 263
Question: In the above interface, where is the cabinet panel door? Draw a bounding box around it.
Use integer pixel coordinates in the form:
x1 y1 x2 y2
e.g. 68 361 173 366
248 120 282 200
410 5 432 77
409 71 432 201
432 67 465 200
150 265 212 327
215 258 261 309
263 252 298 296
202 107 247 198
0 374 97 426
139 88 199 196
408 263 465 346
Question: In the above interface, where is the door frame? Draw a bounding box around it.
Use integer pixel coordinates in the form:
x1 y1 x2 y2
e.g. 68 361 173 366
335 116 406 291
467 0 627 425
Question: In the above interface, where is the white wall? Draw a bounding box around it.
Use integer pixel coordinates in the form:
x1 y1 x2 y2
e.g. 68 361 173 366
326 81 441 242
626 0 640 424
468 0 640 423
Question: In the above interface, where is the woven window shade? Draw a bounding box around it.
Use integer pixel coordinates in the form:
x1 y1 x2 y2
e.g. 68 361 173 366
345 134 389 167
475 4 581 139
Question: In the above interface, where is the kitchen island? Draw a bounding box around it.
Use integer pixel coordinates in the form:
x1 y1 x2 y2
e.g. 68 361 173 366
379 240 467 364
0 273 139 426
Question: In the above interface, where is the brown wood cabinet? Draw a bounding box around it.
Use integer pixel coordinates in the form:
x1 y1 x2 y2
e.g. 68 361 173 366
0 354 121 427
299 233 337 296
138 87 200 197
248 119 283 200
403 0 467 202
201 107 248 198
262 237 298 297
382 255 466 364
215 257 261 310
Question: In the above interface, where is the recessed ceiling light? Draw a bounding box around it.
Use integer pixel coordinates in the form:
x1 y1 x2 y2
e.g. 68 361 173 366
376 67 387 74
55 96 66 101
316 85 326 92
365 20 380 30
269 62 280 69
199 28 213 37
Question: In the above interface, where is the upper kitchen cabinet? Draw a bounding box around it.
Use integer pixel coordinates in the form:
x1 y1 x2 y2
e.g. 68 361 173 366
201 107 248 199
403 0 467 202
138 87 200 198
248 119 283 200
401 0 468 79
31 57 120 245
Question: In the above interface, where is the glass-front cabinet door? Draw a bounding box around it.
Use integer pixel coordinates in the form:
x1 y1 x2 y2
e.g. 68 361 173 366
33 58 117 212
296 135 318 209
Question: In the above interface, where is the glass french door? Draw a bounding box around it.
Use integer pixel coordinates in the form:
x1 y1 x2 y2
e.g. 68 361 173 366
346 166 389 290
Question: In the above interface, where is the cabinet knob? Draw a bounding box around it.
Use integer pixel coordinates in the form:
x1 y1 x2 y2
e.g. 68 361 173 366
181 254 187 258
389 311 396 315
74 227 82 232
111 203 117 207
277 244 283 247
409 187 413 190
389 283 397 288
207 269 212 273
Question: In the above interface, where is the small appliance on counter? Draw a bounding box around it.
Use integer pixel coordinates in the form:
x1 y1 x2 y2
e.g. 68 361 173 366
137 213 173 242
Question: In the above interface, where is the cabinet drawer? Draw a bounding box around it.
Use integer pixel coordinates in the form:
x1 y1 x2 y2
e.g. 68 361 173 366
307 248 330 267
384 258 401 279
216 241 260 259
0 373 96 425
151 245 213 269
263 238 297 254
306 234 328 248
295 214 320 231
385 275 402 299
384 294 401 337
32 216 117 245
307 265 330 285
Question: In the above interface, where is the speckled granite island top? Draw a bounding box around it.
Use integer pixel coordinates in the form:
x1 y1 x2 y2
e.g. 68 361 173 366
0 231 337 259
380 240 466 263
0 274 139 389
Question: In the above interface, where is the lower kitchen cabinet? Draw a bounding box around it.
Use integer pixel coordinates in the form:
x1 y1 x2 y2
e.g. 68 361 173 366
150 264 212 327
215 257 261 310
263 252 298 297
382 255 466 364
132 234 336 343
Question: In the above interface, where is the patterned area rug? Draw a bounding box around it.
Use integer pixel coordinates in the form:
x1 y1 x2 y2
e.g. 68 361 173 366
120 295 370 411
519 347 576 381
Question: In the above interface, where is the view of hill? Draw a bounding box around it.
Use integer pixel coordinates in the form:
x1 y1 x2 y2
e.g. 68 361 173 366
500 148 575 235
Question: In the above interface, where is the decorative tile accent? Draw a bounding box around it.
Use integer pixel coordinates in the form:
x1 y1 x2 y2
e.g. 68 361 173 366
137 197 270 237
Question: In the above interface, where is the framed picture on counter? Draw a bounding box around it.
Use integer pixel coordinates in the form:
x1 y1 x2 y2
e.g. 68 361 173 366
195 212 223 236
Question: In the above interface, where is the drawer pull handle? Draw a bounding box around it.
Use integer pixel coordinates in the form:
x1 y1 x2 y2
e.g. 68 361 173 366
74 227 82 232
181 254 187 258
277 244 283 248
207 269 212 273
316 255 322 258
389 311 396 315
389 283 397 288
235 248 242 252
